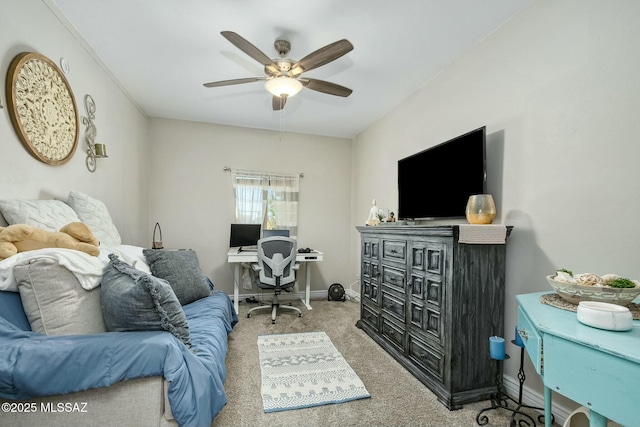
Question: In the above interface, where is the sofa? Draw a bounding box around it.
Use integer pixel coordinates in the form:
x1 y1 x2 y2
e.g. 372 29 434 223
0 194 238 427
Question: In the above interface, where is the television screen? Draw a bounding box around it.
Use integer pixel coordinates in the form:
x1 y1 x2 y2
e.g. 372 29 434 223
397 126 486 220
229 224 261 248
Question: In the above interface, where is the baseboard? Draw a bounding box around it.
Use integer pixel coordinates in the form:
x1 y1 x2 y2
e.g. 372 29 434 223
237 289 362 304
237 289 326 303
503 374 572 425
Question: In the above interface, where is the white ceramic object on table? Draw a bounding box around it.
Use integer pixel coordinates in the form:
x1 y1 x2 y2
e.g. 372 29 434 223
576 301 633 331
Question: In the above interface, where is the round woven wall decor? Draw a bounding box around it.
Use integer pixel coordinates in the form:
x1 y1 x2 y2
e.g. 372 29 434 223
5 52 79 165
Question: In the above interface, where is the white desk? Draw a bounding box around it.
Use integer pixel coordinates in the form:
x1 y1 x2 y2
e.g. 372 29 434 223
227 249 323 314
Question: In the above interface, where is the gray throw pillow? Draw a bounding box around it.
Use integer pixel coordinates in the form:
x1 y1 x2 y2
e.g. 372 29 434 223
143 249 211 306
14 258 107 335
101 253 191 347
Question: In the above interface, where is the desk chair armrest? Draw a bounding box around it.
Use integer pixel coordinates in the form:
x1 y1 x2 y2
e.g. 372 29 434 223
251 263 263 272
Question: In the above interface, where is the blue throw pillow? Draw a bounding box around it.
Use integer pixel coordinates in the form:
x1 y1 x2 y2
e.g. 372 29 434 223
143 249 212 305
101 254 191 347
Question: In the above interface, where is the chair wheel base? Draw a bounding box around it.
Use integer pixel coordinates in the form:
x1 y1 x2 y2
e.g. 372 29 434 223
246 290 303 323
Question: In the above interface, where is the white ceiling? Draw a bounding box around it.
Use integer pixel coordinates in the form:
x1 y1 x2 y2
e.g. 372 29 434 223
49 0 532 139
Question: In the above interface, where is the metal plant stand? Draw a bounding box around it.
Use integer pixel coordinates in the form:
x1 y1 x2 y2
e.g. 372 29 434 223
475 341 554 427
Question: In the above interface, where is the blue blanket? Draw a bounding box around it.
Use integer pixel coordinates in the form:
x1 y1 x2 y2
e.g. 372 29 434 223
0 291 238 427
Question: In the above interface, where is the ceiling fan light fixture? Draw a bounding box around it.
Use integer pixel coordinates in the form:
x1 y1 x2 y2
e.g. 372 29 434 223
265 77 303 97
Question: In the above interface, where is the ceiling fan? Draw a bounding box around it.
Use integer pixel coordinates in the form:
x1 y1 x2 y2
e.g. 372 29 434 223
203 31 354 111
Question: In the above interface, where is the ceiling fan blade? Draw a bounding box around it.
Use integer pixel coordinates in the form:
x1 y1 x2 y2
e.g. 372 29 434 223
301 78 353 97
272 95 287 111
221 31 279 75
203 77 264 88
290 39 353 76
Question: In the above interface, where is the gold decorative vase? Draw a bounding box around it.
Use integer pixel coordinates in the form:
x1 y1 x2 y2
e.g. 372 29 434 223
465 194 496 224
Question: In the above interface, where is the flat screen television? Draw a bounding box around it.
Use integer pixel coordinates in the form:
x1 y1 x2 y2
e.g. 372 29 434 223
397 126 486 220
229 224 261 249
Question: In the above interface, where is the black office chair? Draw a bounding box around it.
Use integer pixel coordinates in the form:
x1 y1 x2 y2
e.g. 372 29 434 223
247 236 302 324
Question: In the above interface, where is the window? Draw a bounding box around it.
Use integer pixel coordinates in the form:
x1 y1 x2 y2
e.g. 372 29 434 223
231 169 299 237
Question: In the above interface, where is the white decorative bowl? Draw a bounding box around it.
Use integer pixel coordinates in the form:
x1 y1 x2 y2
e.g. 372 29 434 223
546 275 640 307
577 301 633 331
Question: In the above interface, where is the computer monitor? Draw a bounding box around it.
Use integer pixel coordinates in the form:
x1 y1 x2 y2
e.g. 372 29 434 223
262 229 290 238
229 224 261 249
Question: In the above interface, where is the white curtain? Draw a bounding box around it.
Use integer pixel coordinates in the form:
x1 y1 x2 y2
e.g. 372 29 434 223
231 169 269 224
266 173 299 238
231 169 299 234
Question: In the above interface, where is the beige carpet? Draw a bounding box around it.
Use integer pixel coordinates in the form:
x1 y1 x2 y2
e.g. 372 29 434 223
213 296 554 427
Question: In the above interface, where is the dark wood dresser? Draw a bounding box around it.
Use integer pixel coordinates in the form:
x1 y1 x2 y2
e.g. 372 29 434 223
356 225 511 409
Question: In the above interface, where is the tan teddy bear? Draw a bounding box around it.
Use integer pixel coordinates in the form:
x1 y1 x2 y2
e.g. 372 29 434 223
0 222 100 260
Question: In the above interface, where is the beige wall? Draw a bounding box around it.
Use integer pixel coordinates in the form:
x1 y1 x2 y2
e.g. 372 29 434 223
148 118 353 296
0 0 151 245
351 0 640 417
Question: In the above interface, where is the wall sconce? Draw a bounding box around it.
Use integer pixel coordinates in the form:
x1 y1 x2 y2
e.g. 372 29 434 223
94 143 108 158
82 94 108 172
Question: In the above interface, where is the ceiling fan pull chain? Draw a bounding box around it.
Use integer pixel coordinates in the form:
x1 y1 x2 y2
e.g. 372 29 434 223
279 103 286 142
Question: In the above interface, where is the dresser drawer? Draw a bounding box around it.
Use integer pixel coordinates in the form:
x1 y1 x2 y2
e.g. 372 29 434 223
381 264 405 293
381 289 405 321
517 306 542 375
408 334 444 382
361 302 380 331
382 239 406 263
381 316 405 351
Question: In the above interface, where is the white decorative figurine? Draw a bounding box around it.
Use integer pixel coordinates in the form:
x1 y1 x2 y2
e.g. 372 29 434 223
366 199 380 226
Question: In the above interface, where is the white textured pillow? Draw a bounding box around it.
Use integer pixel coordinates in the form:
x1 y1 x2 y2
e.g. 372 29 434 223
0 199 81 231
67 191 122 247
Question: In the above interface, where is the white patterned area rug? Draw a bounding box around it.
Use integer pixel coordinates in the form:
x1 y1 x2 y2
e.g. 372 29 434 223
257 331 370 413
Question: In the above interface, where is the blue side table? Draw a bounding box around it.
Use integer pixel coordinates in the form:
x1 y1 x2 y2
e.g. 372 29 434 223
517 292 640 427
